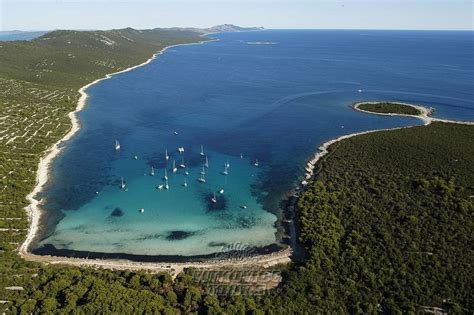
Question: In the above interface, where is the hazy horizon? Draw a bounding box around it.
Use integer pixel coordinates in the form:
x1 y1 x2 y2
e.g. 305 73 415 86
1 0 472 32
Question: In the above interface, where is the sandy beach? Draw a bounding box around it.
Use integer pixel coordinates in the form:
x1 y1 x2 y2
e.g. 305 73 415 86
19 38 255 266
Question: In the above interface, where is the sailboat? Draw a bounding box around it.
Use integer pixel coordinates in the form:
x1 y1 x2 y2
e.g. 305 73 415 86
200 144 205 156
185 167 189 176
150 166 155 176
172 160 177 173
180 156 186 168
204 156 209 168
211 192 217 204
157 184 164 190
165 178 169 190
222 163 228 175
115 140 121 150
198 172 206 183
254 158 259 167
200 166 206 175
183 178 188 187
165 149 169 161
164 168 168 180
120 177 126 190
219 188 224 194
240 153 243 159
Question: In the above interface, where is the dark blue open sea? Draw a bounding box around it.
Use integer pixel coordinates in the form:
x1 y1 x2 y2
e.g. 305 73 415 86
34 30 474 258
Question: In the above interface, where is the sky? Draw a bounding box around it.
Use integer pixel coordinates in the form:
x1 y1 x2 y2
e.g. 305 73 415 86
0 0 473 31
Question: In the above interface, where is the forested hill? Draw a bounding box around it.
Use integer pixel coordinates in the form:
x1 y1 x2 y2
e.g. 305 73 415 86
0 28 202 89
274 122 474 313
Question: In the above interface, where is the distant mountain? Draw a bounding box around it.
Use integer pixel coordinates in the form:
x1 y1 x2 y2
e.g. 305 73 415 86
204 24 264 34
167 24 264 35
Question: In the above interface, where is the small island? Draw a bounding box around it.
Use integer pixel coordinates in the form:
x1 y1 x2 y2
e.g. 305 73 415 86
355 101 423 116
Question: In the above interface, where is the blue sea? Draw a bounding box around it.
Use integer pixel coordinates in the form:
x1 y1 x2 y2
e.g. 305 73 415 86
0 31 47 41
34 30 474 258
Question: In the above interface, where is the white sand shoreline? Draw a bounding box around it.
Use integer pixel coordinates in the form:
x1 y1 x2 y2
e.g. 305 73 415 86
19 38 247 266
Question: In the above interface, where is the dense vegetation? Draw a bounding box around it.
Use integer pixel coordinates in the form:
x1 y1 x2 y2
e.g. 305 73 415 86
271 122 473 313
357 102 422 116
1 27 472 313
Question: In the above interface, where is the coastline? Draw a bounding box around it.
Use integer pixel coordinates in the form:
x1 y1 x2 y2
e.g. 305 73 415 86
301 101 474 185
19 38 218 260
19 46 472 276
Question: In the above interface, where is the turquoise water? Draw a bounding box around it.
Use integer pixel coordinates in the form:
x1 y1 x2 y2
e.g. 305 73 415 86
35 30 474 258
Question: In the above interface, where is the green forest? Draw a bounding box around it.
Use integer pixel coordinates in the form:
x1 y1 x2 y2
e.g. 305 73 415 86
1 28 473 313
356 102 422 116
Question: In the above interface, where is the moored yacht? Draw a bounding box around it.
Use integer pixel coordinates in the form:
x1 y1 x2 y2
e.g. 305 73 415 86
172 160 178 173
198 172 206 183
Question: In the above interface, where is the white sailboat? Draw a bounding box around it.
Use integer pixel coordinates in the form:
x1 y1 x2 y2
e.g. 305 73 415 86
211 192 217 203
150 166 155 176
180 156 186 168
219 188 224 194
164 168 168 180
120 177 126 190
115 140 121 151
165 149 169 161
254 158 259 167
204 156 209 168
157 184 164 190
222 163 228 175
172 160 177 173
165 178 169 190
200 166 206 175
198 172 206 183
240 153 243 159
183 178 188 187
185 167 189 176
200 144 205 156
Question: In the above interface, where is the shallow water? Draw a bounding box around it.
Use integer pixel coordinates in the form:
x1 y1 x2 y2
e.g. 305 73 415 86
36 30 474 257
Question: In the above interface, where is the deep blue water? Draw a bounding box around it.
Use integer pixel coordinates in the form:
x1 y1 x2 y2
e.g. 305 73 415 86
36 30 474 257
